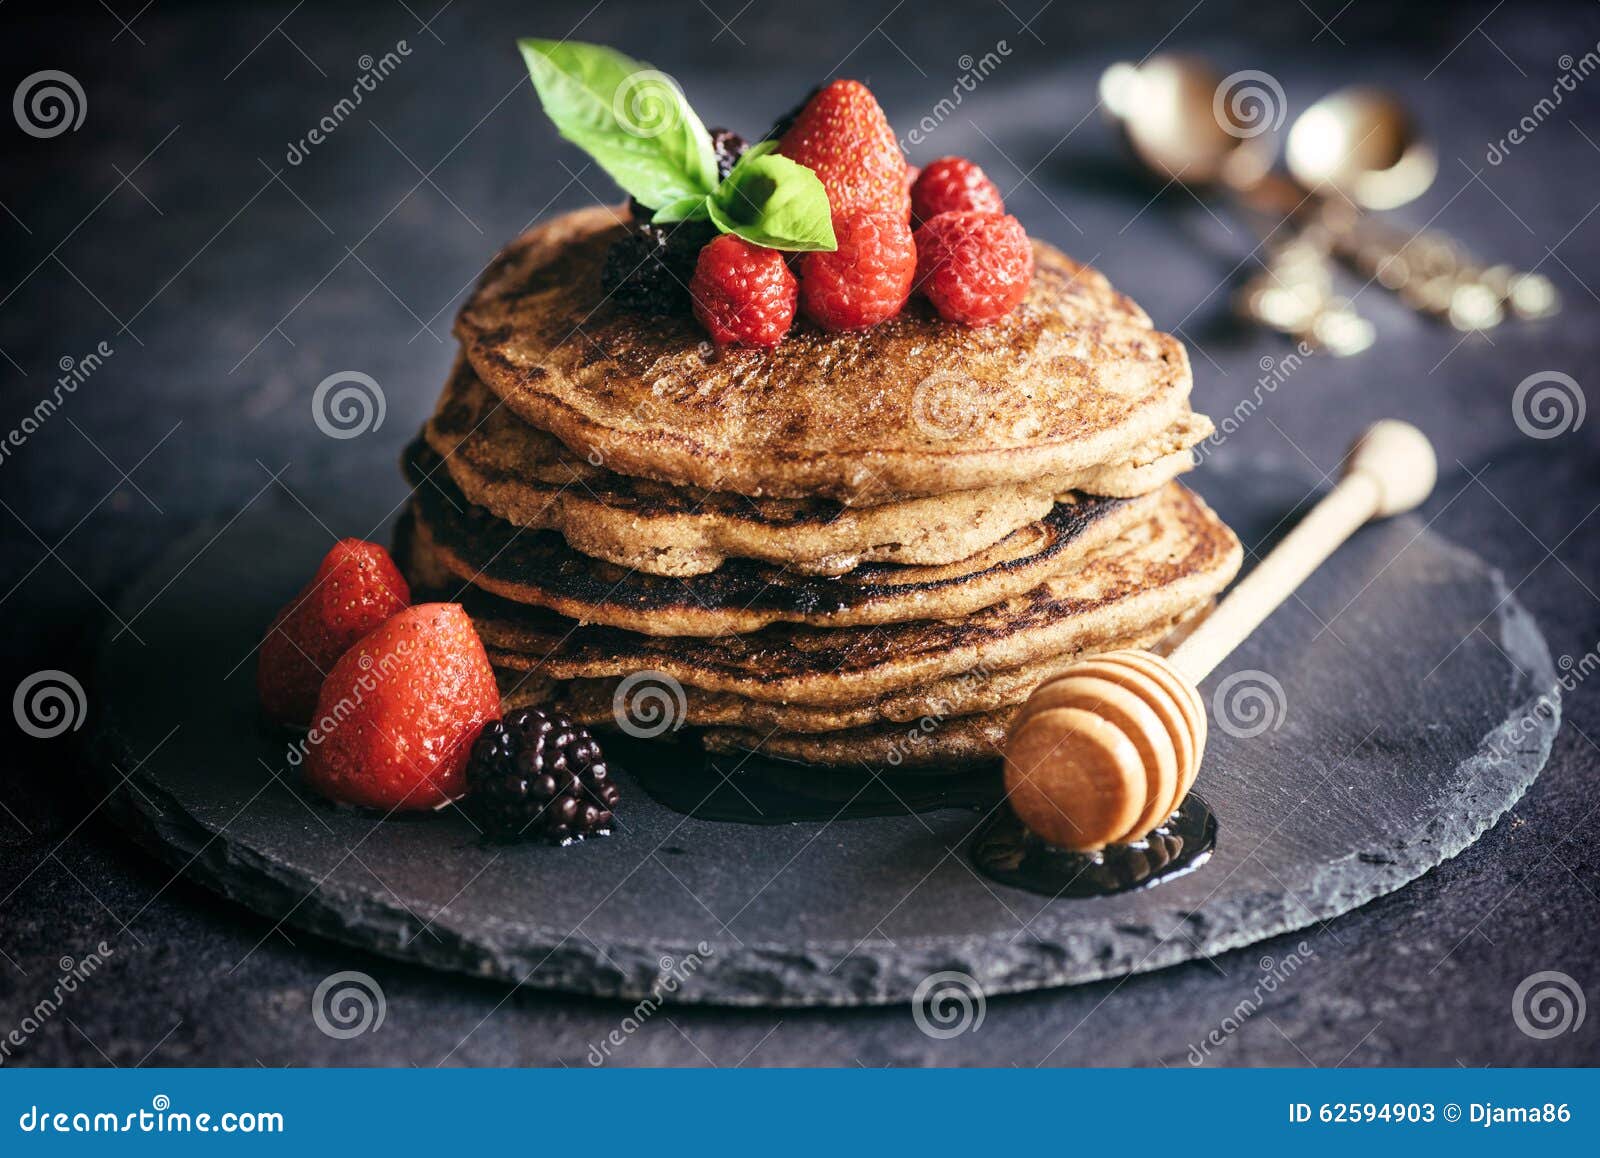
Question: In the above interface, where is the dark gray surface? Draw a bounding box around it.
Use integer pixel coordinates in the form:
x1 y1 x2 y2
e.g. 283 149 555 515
86 466 1560 1006
1 0 1598 1063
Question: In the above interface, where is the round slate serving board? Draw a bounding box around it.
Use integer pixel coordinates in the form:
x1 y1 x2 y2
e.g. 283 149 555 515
88 465 1560 1006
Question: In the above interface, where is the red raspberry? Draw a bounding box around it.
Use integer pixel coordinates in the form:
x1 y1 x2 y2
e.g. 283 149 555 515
778 79 909 220
258 539 411 725
304 603 500 811
914 211 1034 326
690 233 797 347
911 157 1005 224
799 209 916 331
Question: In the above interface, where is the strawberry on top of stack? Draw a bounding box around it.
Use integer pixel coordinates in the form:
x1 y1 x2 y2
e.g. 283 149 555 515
565 62 1034 346
772 83 1033 335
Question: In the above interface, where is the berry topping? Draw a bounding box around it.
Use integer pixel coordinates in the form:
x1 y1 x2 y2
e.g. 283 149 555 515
623 127 746 225
690 233 798 346
303 603 499 811
914 210 1034 326
799 208 916 331
708 126 749 179
777 79 909 220
601 217 715 315
258 539 410 725
911 157 1005 225
467 707 620 843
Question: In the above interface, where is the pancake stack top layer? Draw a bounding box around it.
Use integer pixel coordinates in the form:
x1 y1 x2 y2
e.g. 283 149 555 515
404 206 1241 768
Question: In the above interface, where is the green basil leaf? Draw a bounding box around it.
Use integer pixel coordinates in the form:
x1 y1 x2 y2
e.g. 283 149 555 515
650 195 711 224
707 150 837 252
517 39 718 209
737 139 779 163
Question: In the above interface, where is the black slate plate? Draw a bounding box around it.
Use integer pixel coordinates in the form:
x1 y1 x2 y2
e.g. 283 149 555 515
87 465 1561 1006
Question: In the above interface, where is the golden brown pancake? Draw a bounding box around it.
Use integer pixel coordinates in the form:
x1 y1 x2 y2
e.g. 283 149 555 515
703 712 1013 769
406 440 1163 637
400 483 1241 706
425 356 1211 577
495 611 1188 733
495 600 1210 739
455 205 1195 502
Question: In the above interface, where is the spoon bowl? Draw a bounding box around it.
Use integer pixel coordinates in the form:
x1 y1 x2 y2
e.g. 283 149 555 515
1100 55 1275 191
1285 87 1436 210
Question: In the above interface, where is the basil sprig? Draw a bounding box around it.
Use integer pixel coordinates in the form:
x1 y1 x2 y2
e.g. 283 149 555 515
518 39 835 252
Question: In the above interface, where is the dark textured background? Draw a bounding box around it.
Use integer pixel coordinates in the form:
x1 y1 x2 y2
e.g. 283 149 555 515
1 0 1597 1066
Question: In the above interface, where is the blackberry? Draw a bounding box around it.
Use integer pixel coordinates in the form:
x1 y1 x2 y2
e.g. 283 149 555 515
708 127 748 178
466 707 620 844
607 128 747 314
601 217 716 315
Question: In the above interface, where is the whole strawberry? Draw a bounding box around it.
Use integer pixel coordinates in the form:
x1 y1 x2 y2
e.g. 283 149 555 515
690 233 798 346
304 603 500 811
258 539 411 725
800 208 916 331
778 79 909 220
911 157 1005 225
914 211 1034 326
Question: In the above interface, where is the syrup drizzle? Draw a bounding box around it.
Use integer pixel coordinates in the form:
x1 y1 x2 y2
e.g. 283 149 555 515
969 797 1217 898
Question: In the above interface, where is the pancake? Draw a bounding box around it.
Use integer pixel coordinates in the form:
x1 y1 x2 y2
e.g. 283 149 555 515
406 440 1163 637
455 205 1196 502
403 482 1242 706
425 357 1210 577
496 598 1210 736
496 607 1196 733
704 711 1013 769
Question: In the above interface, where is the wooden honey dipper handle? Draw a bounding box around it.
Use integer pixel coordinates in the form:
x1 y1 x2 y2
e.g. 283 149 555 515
1167 419 1438 684
1004 421 1436 853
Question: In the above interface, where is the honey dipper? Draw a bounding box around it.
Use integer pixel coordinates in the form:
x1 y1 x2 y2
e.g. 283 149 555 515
1004 420 1437 852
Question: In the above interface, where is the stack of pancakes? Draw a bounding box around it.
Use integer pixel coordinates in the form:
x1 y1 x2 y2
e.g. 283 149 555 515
398 206 1242 768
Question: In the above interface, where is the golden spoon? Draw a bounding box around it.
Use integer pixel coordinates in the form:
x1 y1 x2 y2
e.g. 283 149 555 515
1102 60 1557 337
1005 420 1437 851
1099 55 1373 354
1287 86 1557 329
